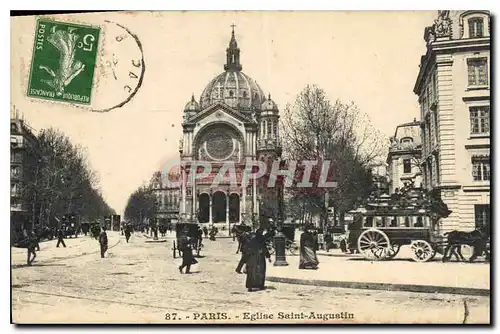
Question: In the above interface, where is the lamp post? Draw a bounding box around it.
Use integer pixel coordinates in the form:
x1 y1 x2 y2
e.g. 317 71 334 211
273 159 288 267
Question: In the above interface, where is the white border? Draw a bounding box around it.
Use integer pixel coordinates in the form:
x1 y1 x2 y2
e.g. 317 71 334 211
4 1 498 333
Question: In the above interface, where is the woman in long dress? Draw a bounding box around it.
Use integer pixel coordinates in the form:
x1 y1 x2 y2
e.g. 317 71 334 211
299 227 319 269
245 229 271 292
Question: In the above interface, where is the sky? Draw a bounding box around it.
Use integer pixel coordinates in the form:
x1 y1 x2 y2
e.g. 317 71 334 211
11 11 437 216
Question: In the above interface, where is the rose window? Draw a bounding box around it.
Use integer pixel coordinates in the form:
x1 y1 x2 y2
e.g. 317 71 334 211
205 131 234 160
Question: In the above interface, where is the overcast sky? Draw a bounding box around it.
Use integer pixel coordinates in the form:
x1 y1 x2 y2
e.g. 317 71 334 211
11 11 437 216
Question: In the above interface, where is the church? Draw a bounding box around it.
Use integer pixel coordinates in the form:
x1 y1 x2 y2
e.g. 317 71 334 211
177 27 282 231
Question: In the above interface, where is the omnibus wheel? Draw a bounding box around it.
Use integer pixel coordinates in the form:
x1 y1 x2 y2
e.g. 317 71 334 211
357 229 391 261
411 240 435 262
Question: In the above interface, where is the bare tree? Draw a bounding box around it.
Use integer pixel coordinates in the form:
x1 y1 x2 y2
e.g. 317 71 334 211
281 85 385 225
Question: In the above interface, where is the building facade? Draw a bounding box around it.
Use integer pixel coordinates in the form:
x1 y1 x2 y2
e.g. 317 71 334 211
413 10 490 233
178 28 282 230
386 119 423 194
10 109 40 234
150 169 181 225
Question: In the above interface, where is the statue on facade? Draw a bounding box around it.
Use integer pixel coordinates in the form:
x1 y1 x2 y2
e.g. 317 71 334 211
434 10 452 37
424 26 436 44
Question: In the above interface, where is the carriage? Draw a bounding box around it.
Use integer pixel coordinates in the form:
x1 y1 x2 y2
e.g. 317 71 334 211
172 223 202 258
345 188 451 262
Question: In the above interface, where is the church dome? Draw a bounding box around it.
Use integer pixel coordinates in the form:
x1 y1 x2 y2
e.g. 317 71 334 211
184 94 200 112
261 94 278 111
199 71 265 110
198 26 266 111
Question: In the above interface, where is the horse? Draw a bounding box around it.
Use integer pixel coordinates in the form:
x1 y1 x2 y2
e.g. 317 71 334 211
442 227 489 262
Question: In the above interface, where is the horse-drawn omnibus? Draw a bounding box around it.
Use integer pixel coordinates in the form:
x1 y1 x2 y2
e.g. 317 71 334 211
345 187 452 262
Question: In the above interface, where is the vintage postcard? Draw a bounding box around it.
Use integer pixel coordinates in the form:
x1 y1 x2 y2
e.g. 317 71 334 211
10 11 490 324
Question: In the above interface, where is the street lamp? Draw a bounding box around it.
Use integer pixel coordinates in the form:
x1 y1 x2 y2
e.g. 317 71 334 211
273 159 288 267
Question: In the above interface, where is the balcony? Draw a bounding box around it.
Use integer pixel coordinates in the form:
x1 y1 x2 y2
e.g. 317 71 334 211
257 138 282 151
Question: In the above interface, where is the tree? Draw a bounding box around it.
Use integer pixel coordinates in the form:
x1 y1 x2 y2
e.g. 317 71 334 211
22 128 114 229
281 85 385 226
124 185 157 225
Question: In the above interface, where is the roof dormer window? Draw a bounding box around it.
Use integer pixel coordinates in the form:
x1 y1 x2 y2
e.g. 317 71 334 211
469 17 484 38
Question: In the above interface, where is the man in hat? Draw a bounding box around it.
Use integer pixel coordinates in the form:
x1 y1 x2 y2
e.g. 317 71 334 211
56 225 66 248
179 227 198 274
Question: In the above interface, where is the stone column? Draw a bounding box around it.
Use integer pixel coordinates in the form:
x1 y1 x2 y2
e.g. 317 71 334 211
192 179 196 222
242 185 246 215
226 192 230 233
239 194 242 223
181 168 186 214
209 195 212 225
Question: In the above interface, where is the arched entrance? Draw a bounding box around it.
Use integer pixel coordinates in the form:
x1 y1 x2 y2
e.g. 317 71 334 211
212 191 227 223
198 193 210 223
229 193 240 224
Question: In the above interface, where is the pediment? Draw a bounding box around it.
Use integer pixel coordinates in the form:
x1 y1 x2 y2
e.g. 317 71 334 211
188 103 254 124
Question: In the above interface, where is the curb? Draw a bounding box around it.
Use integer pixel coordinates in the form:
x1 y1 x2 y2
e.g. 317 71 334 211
266 276 490 297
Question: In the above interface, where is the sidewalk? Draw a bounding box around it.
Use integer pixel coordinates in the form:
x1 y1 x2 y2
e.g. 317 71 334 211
266 247 490 296
11 232 121 267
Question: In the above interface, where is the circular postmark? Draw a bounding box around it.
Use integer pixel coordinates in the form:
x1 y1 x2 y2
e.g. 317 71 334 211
91 20 146 112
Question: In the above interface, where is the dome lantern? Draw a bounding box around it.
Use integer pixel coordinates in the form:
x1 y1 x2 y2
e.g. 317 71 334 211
224 24 242 72
184 94 200 112
261 93 278 111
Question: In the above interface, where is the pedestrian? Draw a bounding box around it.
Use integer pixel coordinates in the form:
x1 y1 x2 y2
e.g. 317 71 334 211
99 226 108 258
209 226 217 241
179 229 198 274
203 226 208 238
124 224 131 243
324 228 333 252
56 226 67 248
235 231 251 274
196 225 203 248
22 229 36 266
299 225 319 269
245 229 271 292
31 230 40 251
231 225 237 241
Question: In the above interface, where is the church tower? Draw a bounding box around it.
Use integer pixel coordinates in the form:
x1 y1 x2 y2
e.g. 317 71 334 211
256 94 282 225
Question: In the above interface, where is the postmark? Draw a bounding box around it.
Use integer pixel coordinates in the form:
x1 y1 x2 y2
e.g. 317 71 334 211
91 20 145 112
27 19 100 105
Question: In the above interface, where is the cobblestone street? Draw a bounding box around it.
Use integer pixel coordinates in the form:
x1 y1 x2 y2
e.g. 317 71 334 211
11 233 490 324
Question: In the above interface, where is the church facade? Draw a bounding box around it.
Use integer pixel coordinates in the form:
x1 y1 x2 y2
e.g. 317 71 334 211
178 28 282 230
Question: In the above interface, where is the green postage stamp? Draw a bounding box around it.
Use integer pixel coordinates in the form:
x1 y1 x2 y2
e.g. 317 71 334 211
27 19 101 104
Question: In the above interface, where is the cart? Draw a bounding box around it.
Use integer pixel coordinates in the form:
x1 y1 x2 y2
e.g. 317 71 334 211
346 187 451 262
172 223 202 258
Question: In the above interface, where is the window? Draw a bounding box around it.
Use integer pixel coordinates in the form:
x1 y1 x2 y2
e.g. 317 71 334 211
469 106 490 134
11 166 19 177
474 204 490 231
401 137 413 144
467 58 488 86
403 159 411 174
11 123 18 133
229 90 234 97
472 158 490 181
468 18 484 38
273 122 278 136
267 121 272 136
10 151 22 163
